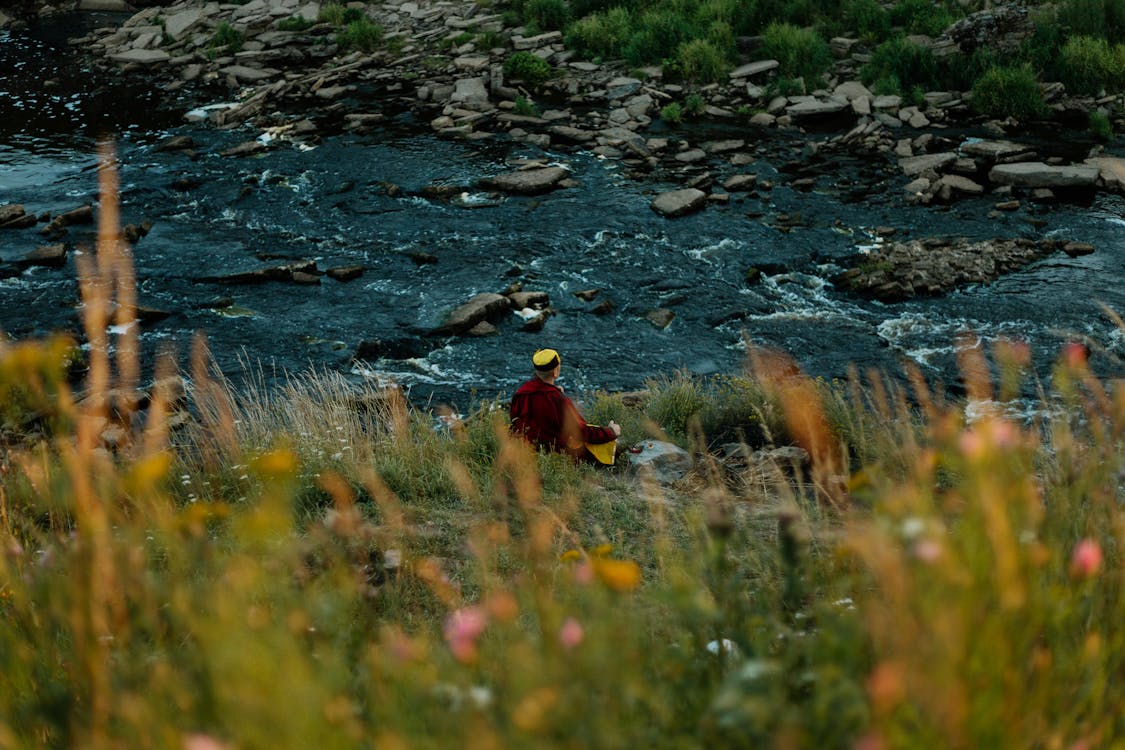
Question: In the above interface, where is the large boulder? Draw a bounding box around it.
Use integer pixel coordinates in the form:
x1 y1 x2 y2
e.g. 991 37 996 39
479 166 569 195
629 440 692 483
937 2 1034 57
433 293 511 335
988 162 1100 188
650 188 706 218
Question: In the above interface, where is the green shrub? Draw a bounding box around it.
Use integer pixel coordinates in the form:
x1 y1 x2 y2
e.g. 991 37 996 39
660 101 683 123
210 22 245 53
760 22 832 83
1057 35 1124 94
623 8 696 66
684 92 706 115
524 0 570 31
277 15 314 32
513 95 540 116
770 76 807 96
888 0 957 37
644 372 708 443
843 0 890 41
337 18 383 52
970 65 1047 120
503 50 553 83
476 30 505 49
861 36 938 95
677 38 729 82
1059 0 1125 42
564 7 633 59
1089 109 1115 138
317 2 346 25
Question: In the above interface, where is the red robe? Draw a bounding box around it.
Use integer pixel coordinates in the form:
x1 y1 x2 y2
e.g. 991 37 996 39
509 377 616 461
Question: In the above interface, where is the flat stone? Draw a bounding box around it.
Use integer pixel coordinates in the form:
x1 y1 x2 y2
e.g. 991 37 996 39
729 60 779 79
109 48 170 64
451 77 488 104
644 308 675 329
606 77 642 99
220 65 277 82
960 139 1036 162
164 8 202 40
650 188 706 218
833 81 872 100
988 162 1100 188
79 0 133 9
872 95 901 110
785 97 849 116
899 152 957 176
1085 156 1125 190
939 174 985 194
479 165 569 195
20 243 67 268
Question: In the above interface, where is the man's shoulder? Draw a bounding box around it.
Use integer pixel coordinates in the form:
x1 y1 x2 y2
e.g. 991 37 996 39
514 377 560 396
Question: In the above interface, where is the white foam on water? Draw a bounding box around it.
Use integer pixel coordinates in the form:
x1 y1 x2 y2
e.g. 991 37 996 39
683 237 740 263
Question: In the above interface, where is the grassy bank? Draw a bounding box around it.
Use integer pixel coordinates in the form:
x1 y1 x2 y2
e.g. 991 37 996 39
504 0 1125 119
2 152 1124 748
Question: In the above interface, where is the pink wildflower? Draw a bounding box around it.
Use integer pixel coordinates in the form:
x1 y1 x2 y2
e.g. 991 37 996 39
558 617 584 649
912 539 942 564
444 606 488 663
1062 341 1087 369
1070 539 1103 580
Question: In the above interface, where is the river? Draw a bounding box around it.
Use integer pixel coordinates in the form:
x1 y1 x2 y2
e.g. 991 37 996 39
2 14 1123 412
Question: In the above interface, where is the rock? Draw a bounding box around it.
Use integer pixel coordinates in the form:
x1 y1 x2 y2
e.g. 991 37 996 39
674 148 707 163
109 49 170 65
519 310 550 332
650 188 706 218
749 112 775 127
155 135 195 153
0 205 36 229
833 81 872 101
479 166 569 195
723 174 757 191
573 288 600 301
163 8 201 39
785 97 850 117
1085 156 1125 190
938 2 1034 57
959 139 1036 163
326 265 364 281
729 60 779 79
466 321 498 336
993 199 1021 211
220 141 267 158
988 162 1100 188
606 77 642 99
220 66 278 83
508 290 549 308
899 152 957 176
1063 242 1095 257
40 205 93 236
644 308 675 329
195 260 318 284
451 77 489 105
434 292 511 335
19 243 67 268
629 439 692 483
938 173 985 195
292 271 321 285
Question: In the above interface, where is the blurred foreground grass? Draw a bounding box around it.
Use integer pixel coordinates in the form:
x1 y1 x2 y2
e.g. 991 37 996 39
1 149 1124 749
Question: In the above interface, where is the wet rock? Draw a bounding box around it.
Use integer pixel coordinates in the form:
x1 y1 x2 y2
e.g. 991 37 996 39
19 243 67 268
629 439 692 483
479 165 569 195
573 289 600 301
220 141 268 158
507 290 549 309
960 139 1036 163
292 271 321 285
1063 242 1096 257
326 265 364 281
988 162 1100 188
433 292 511 335
40 205 93 236
410 251 438 265
723 174 757 191
0 205 36 229
195 260 318 284
899 152 957 176
155 135 195 153
650 188 706 218
466 321 498 336
644 308 675 329
109 48 170 65
785 97 850 117
519 310 551 332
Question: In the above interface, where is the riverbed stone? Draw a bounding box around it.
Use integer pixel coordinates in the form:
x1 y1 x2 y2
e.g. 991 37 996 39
606 77 642 99
20 243 67 268
480 165 569 195
988 162 1100 188
435 293 511 335
110 48 170 65
729 60 779 79
650 188 706 218
960 139 1036 163
164 8 202 40
629 439 692 483
899 152 957 176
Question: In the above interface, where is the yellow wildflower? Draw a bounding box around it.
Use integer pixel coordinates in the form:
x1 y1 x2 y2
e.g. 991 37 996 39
593 558 641 592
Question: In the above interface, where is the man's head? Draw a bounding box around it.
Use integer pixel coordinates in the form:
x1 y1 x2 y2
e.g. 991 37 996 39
532 348 561 380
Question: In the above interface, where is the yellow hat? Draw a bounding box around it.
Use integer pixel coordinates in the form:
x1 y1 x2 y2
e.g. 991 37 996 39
532 348 560 370
586 439 616 465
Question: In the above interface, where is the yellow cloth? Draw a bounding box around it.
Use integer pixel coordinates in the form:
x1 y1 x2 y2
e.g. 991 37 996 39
586 439 617 465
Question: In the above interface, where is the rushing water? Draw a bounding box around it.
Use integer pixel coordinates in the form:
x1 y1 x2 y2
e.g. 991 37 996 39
2 16 1124 409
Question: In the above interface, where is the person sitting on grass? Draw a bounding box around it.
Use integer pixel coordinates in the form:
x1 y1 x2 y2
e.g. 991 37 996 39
509 348 620 464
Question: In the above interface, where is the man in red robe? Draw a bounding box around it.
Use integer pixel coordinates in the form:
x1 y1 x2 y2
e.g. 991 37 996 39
509 348 620 462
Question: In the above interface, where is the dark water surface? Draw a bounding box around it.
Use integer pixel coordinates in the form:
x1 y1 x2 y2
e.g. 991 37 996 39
2 17 1124 411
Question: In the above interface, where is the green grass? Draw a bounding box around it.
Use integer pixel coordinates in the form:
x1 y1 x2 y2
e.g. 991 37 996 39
660 100 684 123
503 50 553 83
971 65 1048 120
209 21 245 54
277 15 314 32
1089 109 1115 138
760 22 832 84
337 17 383 52
513 95 540 116
1057 35 1125 94
861 36 939 96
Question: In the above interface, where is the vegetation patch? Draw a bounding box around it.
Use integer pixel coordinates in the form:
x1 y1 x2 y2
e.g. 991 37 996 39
760 22 832 84
970 65 1047 120
503 50 553 83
